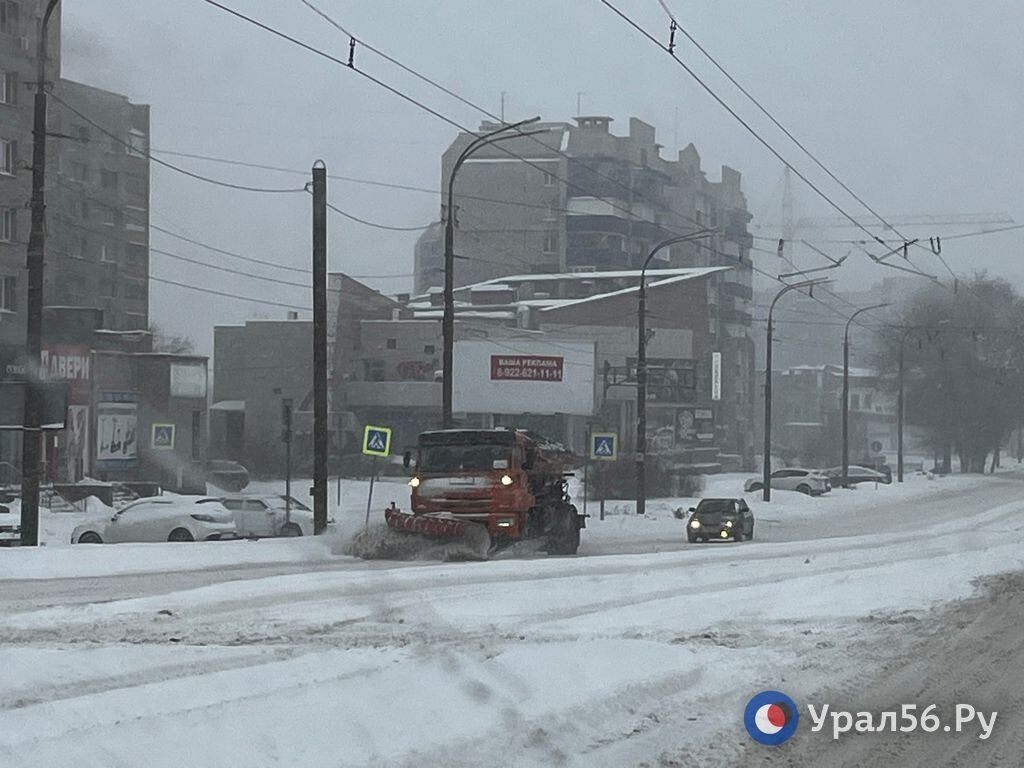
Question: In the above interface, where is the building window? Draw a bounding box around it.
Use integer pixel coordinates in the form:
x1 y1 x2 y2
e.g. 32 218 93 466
127 243 146 263
100 242 118 262
863 393 872 410
127 129 147 158
0 275 16 312
385 338 397 350
101 170 119 189
70 162 88 182
0 2 19 36
76 200 90 220
76 125 91 143
363 359 384 381
0 139 14 175
542 170 555 187
70 236 86 259
100 205 119 226
543 230 558 254
850 393 860 411
125 173 146 195
0 207 13 242
0 70 15 106
423 344 435 354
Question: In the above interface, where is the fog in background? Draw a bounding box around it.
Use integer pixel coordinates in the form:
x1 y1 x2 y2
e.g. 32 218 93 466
59 0 1024 355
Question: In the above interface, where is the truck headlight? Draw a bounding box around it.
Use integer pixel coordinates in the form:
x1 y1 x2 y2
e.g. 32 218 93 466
500 474 513 486
725 520 733 528
689 520 701 529
496 518 515 528
408 477 420 488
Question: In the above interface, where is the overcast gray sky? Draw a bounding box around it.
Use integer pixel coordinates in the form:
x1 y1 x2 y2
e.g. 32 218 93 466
60 0 1024 355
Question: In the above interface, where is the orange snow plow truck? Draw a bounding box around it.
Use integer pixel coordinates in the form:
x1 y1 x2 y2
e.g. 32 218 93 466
384 428 585 556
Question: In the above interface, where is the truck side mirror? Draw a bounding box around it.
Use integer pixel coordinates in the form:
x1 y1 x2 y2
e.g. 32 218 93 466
403 450 412 470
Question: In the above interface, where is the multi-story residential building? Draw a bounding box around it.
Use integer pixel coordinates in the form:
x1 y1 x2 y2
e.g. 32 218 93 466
48 79 151 330
0 1 150 341
416 116 757 460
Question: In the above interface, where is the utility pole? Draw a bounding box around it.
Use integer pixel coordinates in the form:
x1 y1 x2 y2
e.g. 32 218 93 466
762 278 830 502
841 303 888 488
282 398 293 526
441 117 543 427
635 230 715 516
20 0 61 547
311 161 328 534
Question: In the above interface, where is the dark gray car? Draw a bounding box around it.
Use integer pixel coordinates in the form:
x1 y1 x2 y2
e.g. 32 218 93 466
687 498 755 543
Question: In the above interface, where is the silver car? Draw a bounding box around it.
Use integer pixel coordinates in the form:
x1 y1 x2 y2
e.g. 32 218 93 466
218 494 315 537
71 496 237 544
744 468 831 496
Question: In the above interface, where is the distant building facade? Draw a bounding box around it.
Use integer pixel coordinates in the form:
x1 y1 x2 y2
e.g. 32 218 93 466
1 2 150 346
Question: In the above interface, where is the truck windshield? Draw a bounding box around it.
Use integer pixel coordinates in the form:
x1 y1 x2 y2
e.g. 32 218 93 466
418 443 513 473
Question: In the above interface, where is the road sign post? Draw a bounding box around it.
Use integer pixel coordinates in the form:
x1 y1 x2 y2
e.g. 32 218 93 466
361 425 392 530
590 432 617 521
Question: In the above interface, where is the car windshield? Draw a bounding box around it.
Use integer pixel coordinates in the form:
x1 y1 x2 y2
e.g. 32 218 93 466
418 443 513 473
696 500 738 516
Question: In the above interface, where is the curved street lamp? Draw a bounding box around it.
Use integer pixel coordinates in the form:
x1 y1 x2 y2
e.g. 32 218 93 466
761 278 831 502
634 229 715 516
441 117 544 428
841 303 889 488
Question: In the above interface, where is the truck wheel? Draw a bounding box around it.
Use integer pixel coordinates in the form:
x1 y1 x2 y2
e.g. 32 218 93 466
548 504 580 555
733 530 744 543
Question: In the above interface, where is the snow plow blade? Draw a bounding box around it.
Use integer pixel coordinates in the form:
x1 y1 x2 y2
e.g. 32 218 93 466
349 506 491 561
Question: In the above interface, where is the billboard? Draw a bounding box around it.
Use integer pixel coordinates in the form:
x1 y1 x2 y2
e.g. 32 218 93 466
453 339 595 416
170 362 207 398
96 392 138 468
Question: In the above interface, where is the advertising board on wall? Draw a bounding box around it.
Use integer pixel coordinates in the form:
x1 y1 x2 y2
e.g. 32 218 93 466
96 392 138 469
453 340 595 416
170 362 207 398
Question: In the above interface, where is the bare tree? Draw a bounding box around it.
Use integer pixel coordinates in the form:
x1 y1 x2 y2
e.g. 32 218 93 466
150 323 196 355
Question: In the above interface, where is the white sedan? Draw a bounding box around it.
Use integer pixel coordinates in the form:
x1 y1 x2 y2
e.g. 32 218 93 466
744 468 831 496
218 495 316 537
71 496 237 544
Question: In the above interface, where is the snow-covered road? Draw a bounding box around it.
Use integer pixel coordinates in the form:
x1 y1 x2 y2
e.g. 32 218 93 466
2 471 1023 767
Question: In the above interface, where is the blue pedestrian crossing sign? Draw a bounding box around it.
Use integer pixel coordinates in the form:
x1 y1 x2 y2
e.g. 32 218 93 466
590 432 618 461
362 425 392 457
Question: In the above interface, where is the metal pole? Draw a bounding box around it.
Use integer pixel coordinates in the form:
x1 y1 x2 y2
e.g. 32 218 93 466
282 398 292 526
762 313 773 503
20 0 61 547
897 336 905 483
441 118 543 428
842 303 887 488
635 230 715 516
636 275 647 516
582 422 590 519
762 278 832 503
311 162 328 534
363 457 377 531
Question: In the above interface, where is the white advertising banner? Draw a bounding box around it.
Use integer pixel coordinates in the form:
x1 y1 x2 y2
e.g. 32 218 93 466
170 362 207 398
453 339 595 415
96 394 138 467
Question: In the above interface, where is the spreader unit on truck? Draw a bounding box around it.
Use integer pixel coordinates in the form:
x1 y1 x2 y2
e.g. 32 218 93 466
383 428 585 557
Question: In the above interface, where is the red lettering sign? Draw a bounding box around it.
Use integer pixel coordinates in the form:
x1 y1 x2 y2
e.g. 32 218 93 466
490 355 564 382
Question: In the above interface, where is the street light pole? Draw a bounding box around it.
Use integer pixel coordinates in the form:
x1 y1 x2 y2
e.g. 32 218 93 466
762 278 831 502
635 230 714 516
896 326 917 484
441 117 542 428
20 0 61 547
841 303 888 488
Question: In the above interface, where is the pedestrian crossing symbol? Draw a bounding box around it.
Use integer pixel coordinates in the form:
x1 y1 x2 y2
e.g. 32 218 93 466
590 432 618 461
362 425 392 457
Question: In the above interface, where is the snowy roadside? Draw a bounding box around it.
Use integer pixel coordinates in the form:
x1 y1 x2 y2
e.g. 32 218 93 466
0 474 1023 767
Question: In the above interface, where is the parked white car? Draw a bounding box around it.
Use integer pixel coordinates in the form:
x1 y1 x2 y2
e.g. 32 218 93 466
71 496 237 544
218 495 316 537
744 468 831 496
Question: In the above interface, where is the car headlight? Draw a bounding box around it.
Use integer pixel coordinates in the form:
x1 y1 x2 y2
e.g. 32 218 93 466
496 518 515 528
408 477 421 488
725 520 734 528
191 514 217 523
500 474 513 486
689 520 701 529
